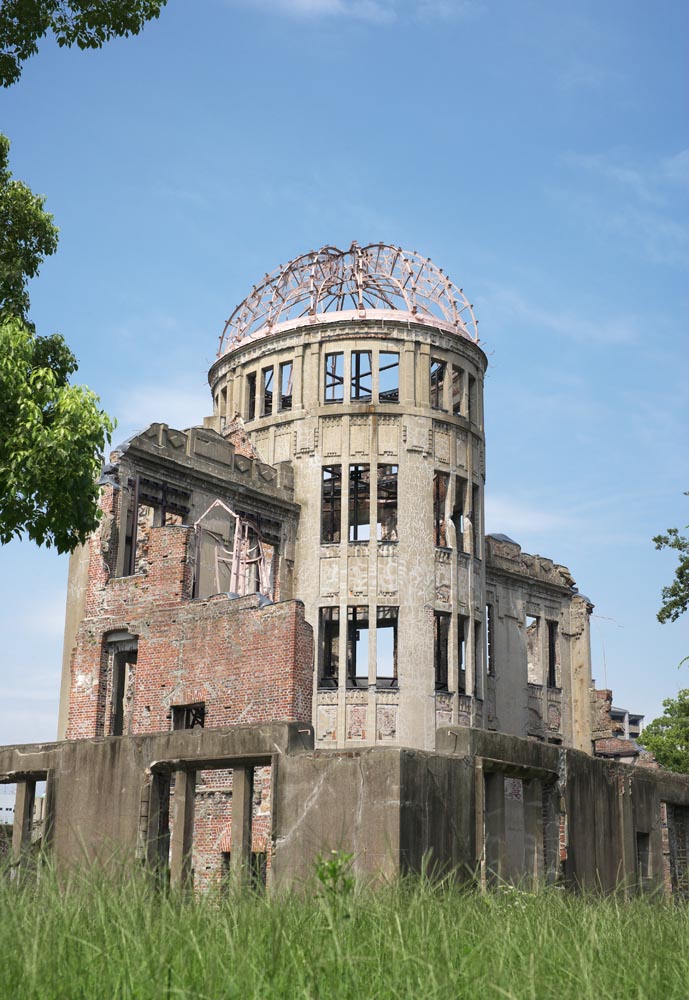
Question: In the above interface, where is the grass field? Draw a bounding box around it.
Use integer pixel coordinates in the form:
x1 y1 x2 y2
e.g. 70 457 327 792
1 860 688 1000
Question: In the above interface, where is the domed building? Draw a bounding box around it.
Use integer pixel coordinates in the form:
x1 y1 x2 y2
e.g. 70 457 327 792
4 242 688 897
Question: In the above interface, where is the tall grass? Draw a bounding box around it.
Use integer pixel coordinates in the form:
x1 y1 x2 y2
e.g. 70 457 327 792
1 860 688 999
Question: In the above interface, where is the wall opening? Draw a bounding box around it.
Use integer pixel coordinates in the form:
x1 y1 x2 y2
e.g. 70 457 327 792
453 477 466 552
348 465 370 541
430 358 446 409
246 372 257 420
379 352 399 402
376 607 398 687
457 615 467 694
172 703 206 730
433 472 449 547
279 361 293 411
351 351 372 403
325 352 344 403
434 611 450 690
347 606 369 687
261 366 274 416
321 466 342 544
377 465 398 541
547 621 559 688
451 365 464 416
319 607 340 688
486 603 496 677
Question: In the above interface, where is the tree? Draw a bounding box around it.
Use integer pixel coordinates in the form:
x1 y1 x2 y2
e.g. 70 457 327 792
0 315 114 552
0 134 114 552
638 689 689 774
0 0 167 87
653 494 689 624
0 133 58 323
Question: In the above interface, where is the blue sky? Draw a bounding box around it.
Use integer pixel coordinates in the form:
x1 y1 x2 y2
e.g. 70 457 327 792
0 0 687 753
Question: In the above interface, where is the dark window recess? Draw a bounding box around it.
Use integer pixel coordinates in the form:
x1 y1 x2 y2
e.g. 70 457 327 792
486 603 495 676
379 352 399 402
351 351 372 402
377 465 398 541
279 361 293 411
471 484 481 557
473 620 482 695
434 612 450 690
433 472 449 547
468 374 478 424
120 477 190 577
547 621 558 688
430 359 446 409
376 607 398 687
319 607 340 688
452 365 464 416
247 372 257 420
347 606 369 686
172 703 206 730
321 466 342 543
219 386 227 428
453 478 466 552
111 647 137 736
458 617 467 694
325 353 344 403
349 465 370 541
221 851 267 893
636 832 650 886
261 367 274 415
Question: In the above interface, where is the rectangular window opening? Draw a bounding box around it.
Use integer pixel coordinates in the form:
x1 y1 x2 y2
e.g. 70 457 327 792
219 386 227 429
319 607 340 688
171 703 206 731
525 615 540 683
325 352 344 403
547 621 559 688
261 367 274 416
111 647 137 736
433 472 449 547
349 465 370 541
471 484 481 558
347 606 369 687
468 374 478 424
351 351 372 403
379 352 399 403
430 359 446 409
473 620 482 696
246 372 257 421
636 832 650 886
486 603 495 677
458 616 467 694
434 612 450 690
376 607 398 687
451 365 464 416
377 464 398 542
453 478 466 552
279 361 293 411
321 466 342 544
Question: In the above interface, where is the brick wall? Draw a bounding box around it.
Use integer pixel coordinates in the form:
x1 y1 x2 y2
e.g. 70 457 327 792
66 487 313 739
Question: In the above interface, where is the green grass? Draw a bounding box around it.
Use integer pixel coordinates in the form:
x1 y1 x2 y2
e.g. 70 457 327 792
1 861 688 1000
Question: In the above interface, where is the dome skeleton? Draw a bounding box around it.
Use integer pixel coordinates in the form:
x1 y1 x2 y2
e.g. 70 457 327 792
218 241 479 354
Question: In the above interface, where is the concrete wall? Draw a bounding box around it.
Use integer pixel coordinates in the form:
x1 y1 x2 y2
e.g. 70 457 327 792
6 725 685 894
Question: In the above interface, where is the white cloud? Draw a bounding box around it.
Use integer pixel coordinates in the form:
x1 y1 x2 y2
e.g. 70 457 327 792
481 283 639 345
485 495 573 539
560 149 689 268
225 0 480 23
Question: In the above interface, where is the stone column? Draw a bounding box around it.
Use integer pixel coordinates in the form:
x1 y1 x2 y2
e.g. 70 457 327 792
230 766 254 884
12 778 36 866
169 770 195 889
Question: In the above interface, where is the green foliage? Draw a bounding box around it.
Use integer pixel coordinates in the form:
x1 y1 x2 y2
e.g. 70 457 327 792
2 862 689 999
639 688 689 774
0 314 114 552
654 493 689 624
0 133 58 323
0 0 167 86
315 849 355 898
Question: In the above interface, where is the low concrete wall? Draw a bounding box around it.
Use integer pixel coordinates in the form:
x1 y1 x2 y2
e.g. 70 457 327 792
2 725 688 892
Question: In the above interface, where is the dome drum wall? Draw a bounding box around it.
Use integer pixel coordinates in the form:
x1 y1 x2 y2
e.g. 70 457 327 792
209 315 488 752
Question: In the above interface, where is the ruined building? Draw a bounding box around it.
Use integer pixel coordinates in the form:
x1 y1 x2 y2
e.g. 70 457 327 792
2 243 688 894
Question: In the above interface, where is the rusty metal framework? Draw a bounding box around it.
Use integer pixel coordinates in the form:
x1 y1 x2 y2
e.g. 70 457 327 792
218 242 478 354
